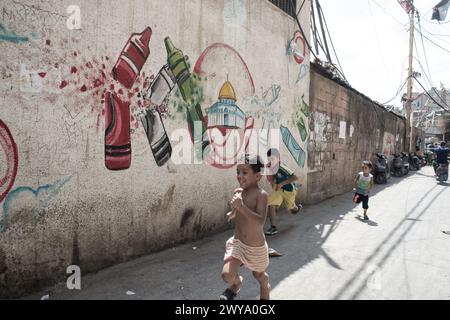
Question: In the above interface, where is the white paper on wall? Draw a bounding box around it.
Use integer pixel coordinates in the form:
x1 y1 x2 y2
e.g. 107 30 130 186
339 121 346 140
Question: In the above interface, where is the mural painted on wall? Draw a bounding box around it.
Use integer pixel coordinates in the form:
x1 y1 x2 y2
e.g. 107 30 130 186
100 30 262 170
2 24 310 176
192 42 256 169
280 125 306 168
0 176 72 233
0 24 29 43
287 31 310 84
104 27 152 170
294 94 311 143
0 120 18 206
382 132 395 156
203 80 255 169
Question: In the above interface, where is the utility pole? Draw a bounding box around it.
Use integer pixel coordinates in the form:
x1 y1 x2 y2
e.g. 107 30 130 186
405 0 415 152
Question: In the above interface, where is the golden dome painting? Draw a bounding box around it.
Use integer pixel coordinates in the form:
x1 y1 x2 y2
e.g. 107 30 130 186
207 80 246 130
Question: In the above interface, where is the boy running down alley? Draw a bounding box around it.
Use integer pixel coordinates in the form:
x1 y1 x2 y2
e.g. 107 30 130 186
220 155 271 300
265 148 301 236
353 160 374 220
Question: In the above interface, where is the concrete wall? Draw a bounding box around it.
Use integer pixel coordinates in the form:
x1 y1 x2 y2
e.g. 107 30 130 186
306 64 424 204
0 0 310 297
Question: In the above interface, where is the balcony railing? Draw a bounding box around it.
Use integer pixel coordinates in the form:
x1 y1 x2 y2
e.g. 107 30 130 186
268 0 297 19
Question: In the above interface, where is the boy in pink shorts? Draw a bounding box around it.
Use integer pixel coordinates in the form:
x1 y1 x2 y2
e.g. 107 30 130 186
220 155 270 300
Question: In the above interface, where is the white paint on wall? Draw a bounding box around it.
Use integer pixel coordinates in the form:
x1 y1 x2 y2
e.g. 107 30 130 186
339 121 346 140
19 64 43 93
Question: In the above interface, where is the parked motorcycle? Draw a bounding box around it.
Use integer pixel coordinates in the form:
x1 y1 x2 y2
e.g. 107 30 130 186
392 154 404 177
417 154 427 167
409 152 421 171
373 153 389 184
401 152 410 175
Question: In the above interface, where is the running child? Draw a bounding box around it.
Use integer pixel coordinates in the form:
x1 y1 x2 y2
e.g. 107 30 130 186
353 160 374 220
265 148 301 236
220 155 270 300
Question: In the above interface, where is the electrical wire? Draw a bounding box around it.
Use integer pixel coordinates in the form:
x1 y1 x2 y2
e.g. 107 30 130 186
413 76 450 113
413 36 434 90
367 0 390 76
381 77 410 105
416 28 450 53
369 0 408 27
297 0 307 17
415 16 434 86
316 0 347 80
288 0 320 61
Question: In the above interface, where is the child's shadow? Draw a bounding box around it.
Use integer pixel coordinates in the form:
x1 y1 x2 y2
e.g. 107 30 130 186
354 216 378 227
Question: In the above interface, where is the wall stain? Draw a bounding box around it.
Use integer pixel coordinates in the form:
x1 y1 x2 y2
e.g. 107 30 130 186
180 208 194 228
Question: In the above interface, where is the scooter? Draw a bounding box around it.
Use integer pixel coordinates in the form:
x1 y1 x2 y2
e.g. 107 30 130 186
401 152 410 175
433 159 449 183
417 154 427 167
433 157 450 183
409 153 421 171
392 154 404 177
373 153 389 184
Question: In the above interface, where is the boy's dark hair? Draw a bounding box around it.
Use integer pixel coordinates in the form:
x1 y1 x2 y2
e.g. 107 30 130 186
362 160 373 169
441 141 446 147
267 148 280 158
245 154 264 173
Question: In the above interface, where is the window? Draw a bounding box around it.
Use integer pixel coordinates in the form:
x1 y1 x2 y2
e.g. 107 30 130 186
268 0 297 19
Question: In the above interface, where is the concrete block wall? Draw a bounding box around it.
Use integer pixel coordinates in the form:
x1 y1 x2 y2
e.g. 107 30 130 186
307 64 423 204
0 0 310 297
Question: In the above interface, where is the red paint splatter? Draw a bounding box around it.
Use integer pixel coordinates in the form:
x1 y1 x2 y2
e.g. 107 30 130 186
80 85 87 92
110 84 115 90
70 66 78 74
93 79 103 88
38 72 47 78
46 40 51 46
128 92 134 99
131 115 135 122
102 64 106 69
134 87 139 93
86 62 93 69
100 70 106 79
118 89 124 95
74 52 78 57
59 80 69 89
